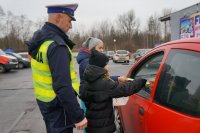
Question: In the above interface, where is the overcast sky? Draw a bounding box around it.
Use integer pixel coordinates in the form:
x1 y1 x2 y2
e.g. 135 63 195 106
0 0 199 28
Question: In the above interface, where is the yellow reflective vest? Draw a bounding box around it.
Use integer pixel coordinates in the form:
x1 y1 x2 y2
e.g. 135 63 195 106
31 40 79 102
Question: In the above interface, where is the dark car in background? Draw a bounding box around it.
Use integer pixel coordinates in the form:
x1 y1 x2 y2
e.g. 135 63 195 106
18 52 31 62
107 51 115 59
0 49 18 72
134 48 151 61
6 52 30 69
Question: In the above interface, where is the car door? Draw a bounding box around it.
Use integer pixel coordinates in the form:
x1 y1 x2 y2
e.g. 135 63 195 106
146 46 200 133
118 51 165 133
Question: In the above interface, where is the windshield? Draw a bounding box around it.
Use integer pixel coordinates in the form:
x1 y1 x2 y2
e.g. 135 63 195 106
20 54 28 58
12 53 22 58
116 50 128 54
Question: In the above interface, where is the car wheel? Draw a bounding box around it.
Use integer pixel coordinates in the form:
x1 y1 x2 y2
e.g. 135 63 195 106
0 64 6 73
114 107 124 133
18 62 24 69
6 69 11 72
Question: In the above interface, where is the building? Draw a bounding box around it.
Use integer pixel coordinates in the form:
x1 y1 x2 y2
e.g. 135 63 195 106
160 2 200 41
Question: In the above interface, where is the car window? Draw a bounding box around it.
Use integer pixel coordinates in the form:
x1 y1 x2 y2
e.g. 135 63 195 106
154 49 200 117
130 52 164 99
116 50 128 54
20 54 28 58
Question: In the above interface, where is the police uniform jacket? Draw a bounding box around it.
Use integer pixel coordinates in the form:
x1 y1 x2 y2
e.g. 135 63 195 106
28 22 84 125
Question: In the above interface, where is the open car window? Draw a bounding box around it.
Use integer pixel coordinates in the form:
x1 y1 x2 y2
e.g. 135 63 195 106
130 51 164 99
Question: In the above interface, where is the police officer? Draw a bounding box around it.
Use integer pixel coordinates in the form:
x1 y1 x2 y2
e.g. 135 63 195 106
27 3 87 133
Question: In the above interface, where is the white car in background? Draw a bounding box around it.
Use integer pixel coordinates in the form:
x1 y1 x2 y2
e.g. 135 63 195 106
113 50 129 63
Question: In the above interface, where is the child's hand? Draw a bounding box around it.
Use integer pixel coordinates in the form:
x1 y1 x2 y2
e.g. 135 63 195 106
118 76 127 83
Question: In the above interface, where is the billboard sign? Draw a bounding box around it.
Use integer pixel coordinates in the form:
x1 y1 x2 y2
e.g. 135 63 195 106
180 12 200 39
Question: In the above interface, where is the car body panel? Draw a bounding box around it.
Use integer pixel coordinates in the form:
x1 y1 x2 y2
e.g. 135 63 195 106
0 55 9 64
118 38 200 133
0 49 18 71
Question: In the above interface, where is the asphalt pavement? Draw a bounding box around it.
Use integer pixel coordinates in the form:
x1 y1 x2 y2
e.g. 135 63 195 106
0 59 134 133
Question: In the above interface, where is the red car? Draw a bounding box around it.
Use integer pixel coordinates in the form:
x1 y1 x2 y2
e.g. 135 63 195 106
115 38 200 133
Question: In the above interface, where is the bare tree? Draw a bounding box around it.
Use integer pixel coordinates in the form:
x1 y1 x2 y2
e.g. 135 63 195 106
17 15 33 42
161 8 173 42
98 20 114 50
146 13 161 48
98 20 111 38
0 5 5 37
0 5 5 16
116 10 139 40
34 17 47 30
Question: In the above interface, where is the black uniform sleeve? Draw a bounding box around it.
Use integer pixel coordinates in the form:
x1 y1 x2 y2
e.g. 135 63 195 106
47 43 84 124
108 79 147 98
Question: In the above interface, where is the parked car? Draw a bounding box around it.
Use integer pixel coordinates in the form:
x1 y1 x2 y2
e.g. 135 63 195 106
115 38 200 133
6 52 30 69
102 51 107 55
113 50 129 63
107 51 115 59
18 52 31 62
0 49 18 72
134 48 151 61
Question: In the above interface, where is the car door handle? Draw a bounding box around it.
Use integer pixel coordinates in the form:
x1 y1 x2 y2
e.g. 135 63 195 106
139 107 144 116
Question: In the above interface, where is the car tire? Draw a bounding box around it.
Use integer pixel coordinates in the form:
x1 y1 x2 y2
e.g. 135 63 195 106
18 62 24 69
114 107 124 133
0 64 6 73
6 69 11 72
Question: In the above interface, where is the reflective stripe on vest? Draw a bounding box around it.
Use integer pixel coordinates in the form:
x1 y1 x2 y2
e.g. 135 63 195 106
31 40 79 102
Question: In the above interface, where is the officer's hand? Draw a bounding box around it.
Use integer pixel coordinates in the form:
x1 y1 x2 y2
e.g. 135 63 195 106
75 117 88 130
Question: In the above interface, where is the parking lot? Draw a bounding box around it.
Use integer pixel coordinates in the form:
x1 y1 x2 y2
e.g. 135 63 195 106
0 59 134 133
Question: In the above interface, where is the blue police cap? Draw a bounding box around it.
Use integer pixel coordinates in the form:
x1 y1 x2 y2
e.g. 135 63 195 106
46 3 78 21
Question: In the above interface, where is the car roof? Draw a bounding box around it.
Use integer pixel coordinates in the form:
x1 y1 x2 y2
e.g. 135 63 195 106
155 38 200 49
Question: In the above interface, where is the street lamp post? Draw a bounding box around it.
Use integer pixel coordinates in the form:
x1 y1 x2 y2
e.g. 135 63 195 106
113 39 116 51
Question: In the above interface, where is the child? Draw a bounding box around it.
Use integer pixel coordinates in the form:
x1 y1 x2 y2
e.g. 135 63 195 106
77 37 126 133
80 50 147 133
